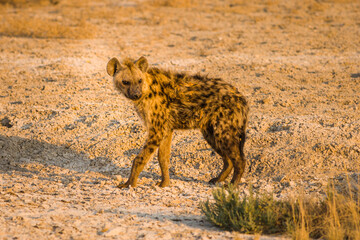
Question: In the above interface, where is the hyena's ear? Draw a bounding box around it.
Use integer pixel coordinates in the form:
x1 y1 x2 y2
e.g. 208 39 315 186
106 57 122 76
135 56 148 73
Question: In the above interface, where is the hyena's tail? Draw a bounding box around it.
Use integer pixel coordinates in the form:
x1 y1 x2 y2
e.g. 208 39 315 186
239 130 246 157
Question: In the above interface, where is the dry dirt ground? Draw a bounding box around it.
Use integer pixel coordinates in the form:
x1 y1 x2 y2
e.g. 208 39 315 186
0 0 359 239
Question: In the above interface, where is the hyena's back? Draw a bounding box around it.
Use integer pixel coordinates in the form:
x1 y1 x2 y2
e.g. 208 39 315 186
148 69 248 133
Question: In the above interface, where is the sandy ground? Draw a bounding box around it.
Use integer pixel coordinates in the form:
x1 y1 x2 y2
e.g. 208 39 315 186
1 0 360 239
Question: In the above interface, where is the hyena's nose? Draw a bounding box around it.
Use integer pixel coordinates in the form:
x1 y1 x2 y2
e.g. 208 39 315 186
132 93 142 100
128 89 142 100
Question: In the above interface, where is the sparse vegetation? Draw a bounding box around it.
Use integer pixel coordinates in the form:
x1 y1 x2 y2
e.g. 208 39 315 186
0 14 96 39
201 185 294 235
0 0 54 7
149 0 195 8
201 181 360 239
0 0 97 39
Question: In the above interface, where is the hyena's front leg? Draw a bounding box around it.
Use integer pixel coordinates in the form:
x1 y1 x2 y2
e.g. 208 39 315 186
157 131 173 187
118 132 163 189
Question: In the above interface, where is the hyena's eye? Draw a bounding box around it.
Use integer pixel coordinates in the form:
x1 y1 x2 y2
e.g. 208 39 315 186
138 79 142 84
122 80 130 85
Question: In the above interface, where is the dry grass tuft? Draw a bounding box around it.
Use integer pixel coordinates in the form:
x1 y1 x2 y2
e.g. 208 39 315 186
148 0 195 8
0 1 99 39
321 180 360 240
0 14 96 39
201 178 360 239
0 0 60 7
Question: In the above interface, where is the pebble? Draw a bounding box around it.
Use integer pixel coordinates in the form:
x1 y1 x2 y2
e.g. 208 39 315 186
1 117 13 128
102 226 125 236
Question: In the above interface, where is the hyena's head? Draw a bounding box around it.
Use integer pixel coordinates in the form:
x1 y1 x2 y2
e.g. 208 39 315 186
106 56 148 101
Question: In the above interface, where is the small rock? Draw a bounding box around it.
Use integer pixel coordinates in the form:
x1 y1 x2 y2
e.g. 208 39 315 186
10 101 23 105
260 97 271 104
102 226 125 236
19 157 31 163
21 123 33 130
289 181 296 187
113 175 123 182
64 124 76 130
1 117 13 128
43 78 57 82
350 73 360 78
263 184 273 192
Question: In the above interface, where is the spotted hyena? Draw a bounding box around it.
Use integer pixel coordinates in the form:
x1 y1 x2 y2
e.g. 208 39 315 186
106 56 249 188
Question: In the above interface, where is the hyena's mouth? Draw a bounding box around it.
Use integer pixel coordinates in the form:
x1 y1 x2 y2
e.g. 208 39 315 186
128 94 142 101
125 88 142 100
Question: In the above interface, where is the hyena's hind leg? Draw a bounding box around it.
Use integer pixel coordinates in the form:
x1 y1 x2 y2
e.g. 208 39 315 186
229 131 246 185
202 121 246 186
201 124 234 184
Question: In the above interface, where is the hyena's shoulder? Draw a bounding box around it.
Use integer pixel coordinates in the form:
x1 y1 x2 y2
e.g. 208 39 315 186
147 68 174 88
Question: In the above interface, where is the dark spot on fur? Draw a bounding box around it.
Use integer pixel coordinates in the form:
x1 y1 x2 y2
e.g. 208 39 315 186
193 74 204 80
223 95 230 102
149 68 161 75
149 140 159 146
207 124 214 136
242 119 247 127
163 82 171 89
175 73 186 79
163 71 171 79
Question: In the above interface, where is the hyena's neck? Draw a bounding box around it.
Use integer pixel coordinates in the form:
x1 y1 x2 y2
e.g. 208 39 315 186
133 100 148 127
133 73 152 107
132 71 171 129
132 77 152 127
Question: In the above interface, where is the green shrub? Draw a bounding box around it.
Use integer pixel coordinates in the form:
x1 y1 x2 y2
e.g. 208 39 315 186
200 185 293 235
200 182 360 239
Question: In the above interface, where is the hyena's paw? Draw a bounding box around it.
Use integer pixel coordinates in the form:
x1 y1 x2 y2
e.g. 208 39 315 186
208 177 220 185
117 181 135 189
156 180 170 188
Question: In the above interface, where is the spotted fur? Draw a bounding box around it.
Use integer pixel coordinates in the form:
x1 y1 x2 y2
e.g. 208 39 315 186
106 56 249 188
